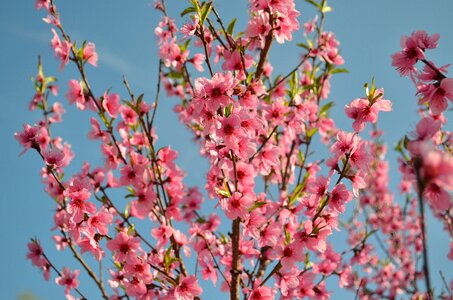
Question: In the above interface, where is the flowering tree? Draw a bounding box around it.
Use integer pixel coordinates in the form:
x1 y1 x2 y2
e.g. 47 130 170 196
16 0 453 299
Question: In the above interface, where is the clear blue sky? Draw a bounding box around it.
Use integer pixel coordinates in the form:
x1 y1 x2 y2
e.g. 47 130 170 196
1 0 452 299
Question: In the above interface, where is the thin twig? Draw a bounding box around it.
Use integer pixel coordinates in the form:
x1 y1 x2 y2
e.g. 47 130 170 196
248 125 278 163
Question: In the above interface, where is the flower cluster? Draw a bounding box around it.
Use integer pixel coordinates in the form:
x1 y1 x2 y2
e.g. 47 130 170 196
17 1 453 299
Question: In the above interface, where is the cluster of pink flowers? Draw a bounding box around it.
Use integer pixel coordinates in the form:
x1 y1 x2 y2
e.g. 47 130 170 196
17 0 452 299
392 30 453 115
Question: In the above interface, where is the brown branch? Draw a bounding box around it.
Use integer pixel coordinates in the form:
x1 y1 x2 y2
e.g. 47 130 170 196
414 160 433 299
230 151 241 300
37 239 88 300
254 16 274 80
230 218 241 300
265 52 311 95
63 232 108 299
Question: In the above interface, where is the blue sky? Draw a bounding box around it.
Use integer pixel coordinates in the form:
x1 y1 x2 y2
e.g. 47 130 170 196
1 0 452 299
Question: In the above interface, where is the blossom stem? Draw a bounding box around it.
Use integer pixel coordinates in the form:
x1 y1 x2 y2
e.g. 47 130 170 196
421 59 446 79
212 7 235 49
259 261 281 287
199 234 230 287
197 7 214 77
414 162 433 299
255 15 274 80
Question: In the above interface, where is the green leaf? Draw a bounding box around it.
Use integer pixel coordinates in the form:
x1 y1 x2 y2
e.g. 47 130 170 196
200 1 212 23
321 5 332 13
190 0 201 14
164 247 172 269
216 189 231 198
364 229 377 240
304 252 311 266
218 232 228 244
249 201 267 212
296 43 311 50
284 227 291 244
298 150 305 164
180 6 197 17
123 100 138 114
224 103 233 117
319 101 334 116
127 186 135 195
44 76 58 84
166 71 184 79
290 70 298 95
306 127 318 138
136 93 144 108
124 202 131 219
127 223 135 235
289 183 304 206
331 68 349 74
305 0 322 9
227 18 237 35
180 38 192 52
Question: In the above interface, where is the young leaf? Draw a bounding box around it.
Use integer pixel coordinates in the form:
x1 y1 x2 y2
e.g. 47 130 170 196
305 0 322 9
181 6 197 17
200 1 212 23
227 18 237 35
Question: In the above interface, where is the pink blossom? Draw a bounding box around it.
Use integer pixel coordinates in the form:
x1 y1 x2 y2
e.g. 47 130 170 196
42 147 65 168
15 124 40 152
199 259 218 286
106 232 141 262
130 187 156 219
331 130 358 158
87 210 113 236
426 78 453 115
120 105 138 125
194 72 235 112
222 192 254 220
124 256 153 284
64 177 96 224
102 91 120 118
51 29 72 70
345 88 392 132
222 50 253 72
35 0 50 10
66 80 89 110
272 241 305 270
419 143 453 191
329 183 352 213
392 30 439 76
174 275 203 300
83 42 98 67
249 286 274 300
180 16 199 38
55 267 79 295
88 117 108 141
190 53 205 72
78 236 104 261
216 114 246 152
151 224 173 248
124 277 147 297
26 241 45 267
